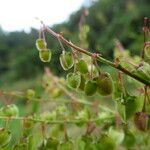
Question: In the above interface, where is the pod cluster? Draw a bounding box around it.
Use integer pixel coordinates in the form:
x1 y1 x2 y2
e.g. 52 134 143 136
59 51 114 97
36 38 52 62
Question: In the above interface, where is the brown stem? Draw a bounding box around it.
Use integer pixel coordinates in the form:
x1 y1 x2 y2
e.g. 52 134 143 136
43 26 150 85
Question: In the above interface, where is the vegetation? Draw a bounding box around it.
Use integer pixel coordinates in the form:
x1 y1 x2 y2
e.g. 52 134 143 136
0 0 150 149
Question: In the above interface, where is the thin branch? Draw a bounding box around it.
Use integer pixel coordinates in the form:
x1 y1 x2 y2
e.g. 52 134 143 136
43 26 150 85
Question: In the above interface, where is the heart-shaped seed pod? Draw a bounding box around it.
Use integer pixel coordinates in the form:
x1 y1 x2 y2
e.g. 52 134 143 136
26 89 35 99
78 75 86 91
46 137 59 149
59 51 74 70
0 104 19 117
84 79 97 96
36 38 47 51
97 73 113 96
134 112 149 131
97 134 116 150
123 130 136 148
59 140 74 150
66 73 81 89
39 49 51 62
144 44 150 59
0 128 11 148
76 59 88 74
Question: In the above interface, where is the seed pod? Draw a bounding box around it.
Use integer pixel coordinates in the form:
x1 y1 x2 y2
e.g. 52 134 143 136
46 137 59 149
0 104 19 117
36 38 47 51
108 127 124 145
26 89 35 99
144 44 150 59
84 79 97 96
66 73 81 89
76 59 88 74
134 112 149 131
59 51 74 70
59 140 74 150
97 134 116 150
123 130 136 148
132 63 150 82
97 73 113 96
78 75 86 91
39 49 51 62
0 128 11 148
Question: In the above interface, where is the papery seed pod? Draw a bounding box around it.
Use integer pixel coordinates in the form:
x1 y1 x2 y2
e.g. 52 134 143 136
26 89 35 99
96 134 116 150
46 137 59 150
39 49 51 62
0 104 19 117
134 112 149 131
144 44 150 59
76 59 88 74
59 51 74 70
108 127 124 145
123 130 136 148
36 38 47 51
66 73 81 89
84 80 97 96
78 75 86 91
132 63 150 82
97 73 113 96
59 140 74 150
0 128 11 148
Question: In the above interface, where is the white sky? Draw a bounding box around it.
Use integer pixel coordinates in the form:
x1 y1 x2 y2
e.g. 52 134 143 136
0 0 86 32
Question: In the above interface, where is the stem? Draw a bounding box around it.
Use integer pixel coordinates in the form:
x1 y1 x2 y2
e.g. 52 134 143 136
44 26 150 85
0 116 109 125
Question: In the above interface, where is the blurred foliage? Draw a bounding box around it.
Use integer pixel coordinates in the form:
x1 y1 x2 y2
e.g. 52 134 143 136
0 0 149 83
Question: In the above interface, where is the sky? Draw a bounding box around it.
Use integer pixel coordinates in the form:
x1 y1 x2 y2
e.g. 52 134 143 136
0 0 89 32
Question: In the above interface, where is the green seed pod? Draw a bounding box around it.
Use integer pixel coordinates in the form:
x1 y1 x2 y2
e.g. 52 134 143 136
59 51 74 70
78 75 86 91
108 127 124 145
0 128 11 148
122 130 136 148
46 137 59 150
134 112 149 131
97 73 113 96
26 89 35 99
66 73 81 89
59 140 74 150
97 134 116 150
39 49 51 62
144 44 150 59
84 79 97 96
0 104 19 117
36 38 47 51
132 62 150 83
76 59 88 74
